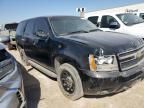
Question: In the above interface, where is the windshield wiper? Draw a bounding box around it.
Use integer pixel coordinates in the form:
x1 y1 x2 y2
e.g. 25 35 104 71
60 30 89 36
68 30 89 34
89 29 102 32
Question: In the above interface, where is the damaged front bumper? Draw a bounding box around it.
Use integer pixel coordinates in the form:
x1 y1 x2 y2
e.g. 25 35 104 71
82 59 144 96
0 62 26 108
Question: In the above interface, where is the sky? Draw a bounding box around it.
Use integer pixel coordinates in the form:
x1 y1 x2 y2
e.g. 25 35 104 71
0 0 144 25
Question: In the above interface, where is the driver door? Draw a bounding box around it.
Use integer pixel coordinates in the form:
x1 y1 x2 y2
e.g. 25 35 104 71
32 18 52 68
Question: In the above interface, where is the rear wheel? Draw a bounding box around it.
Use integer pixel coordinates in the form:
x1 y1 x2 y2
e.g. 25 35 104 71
19 48 29 66
57 63 83 100
8 43 13 50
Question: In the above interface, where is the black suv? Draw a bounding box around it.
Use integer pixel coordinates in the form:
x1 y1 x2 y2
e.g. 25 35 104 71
16 16 144 100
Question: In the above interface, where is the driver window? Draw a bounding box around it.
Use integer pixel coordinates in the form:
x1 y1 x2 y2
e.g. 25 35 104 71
101 15 118 28
33 18 49 37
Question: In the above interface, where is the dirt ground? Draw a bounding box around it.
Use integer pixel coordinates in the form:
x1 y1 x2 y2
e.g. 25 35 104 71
9 49 144 108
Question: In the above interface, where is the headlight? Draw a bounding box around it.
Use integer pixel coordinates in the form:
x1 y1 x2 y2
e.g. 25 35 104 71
95 56 114 65
89 49 118 72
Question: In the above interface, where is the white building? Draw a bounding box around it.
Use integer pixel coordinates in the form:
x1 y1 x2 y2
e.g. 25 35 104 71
85 3 144 19
84 3 144 39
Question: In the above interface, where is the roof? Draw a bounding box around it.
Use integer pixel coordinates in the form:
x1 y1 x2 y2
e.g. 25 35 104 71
19 16 80 22
86 3 144 13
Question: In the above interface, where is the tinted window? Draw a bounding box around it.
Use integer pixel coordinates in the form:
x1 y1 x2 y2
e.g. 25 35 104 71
0 49 10 62
101 15 118 28
16 21 27 36
50 17 97 36
33 18 49 34
117 13 144 26
24 19 35 35
140 13 144 19
88 16 98 25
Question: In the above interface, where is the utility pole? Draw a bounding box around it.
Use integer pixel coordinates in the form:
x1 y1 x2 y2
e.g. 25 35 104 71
76 8 85 18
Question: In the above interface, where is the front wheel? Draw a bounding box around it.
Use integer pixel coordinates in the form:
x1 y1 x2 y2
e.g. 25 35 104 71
57 63 83 100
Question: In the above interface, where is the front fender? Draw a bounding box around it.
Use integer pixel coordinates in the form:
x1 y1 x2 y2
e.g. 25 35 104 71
52 42 94 70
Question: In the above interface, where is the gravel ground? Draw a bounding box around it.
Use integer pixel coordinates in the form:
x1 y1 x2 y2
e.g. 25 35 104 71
8 49 144 108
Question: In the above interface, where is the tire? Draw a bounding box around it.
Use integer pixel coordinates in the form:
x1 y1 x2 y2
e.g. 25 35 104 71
19 48 29 66
57 63 83 100
13 45 17 50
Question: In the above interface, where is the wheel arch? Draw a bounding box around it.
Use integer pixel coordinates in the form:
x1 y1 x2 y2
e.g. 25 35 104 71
53 54 82 75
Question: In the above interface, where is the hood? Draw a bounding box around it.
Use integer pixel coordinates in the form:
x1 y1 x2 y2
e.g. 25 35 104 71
62 31 144 55
0 36 10 43
128 22 144 38
0 43 5 50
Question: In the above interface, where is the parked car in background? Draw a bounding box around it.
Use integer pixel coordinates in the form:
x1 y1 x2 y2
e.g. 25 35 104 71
7 30 17 50
85 13 144 39
4 23 18 50
0 43 26 107
16 16 144 100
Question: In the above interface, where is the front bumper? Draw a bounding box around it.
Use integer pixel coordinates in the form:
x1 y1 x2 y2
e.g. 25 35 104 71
81 59 144 95
0 62 26 108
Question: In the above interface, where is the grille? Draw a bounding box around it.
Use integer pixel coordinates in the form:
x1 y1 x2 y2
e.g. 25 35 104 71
0 59 14 79
0 50 7 62
118 46 144 71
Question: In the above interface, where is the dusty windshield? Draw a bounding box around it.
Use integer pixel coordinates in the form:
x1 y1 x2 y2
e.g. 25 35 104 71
117 13 144 26
50 17 98 36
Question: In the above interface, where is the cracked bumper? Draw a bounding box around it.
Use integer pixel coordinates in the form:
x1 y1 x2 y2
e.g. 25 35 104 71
81 59 144 95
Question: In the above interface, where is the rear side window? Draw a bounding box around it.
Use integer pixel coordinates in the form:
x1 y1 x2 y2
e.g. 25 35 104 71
140 13 144 19
101 15 118 28
24 19 35 36
16 21 27 36
88 16 99 25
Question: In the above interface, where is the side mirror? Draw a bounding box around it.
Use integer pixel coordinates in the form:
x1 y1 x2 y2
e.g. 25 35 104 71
109 22 120 29
35 30 49 37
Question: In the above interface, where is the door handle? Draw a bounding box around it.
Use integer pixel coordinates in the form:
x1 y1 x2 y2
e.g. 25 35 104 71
21 38 26 41
33 39 39 46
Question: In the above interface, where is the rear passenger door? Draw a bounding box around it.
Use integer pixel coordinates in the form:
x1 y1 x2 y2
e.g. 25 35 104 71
16 21 27 49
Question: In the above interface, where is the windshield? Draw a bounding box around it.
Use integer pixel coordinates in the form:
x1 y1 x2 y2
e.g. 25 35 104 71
117 13 144 26
50 17 98 36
